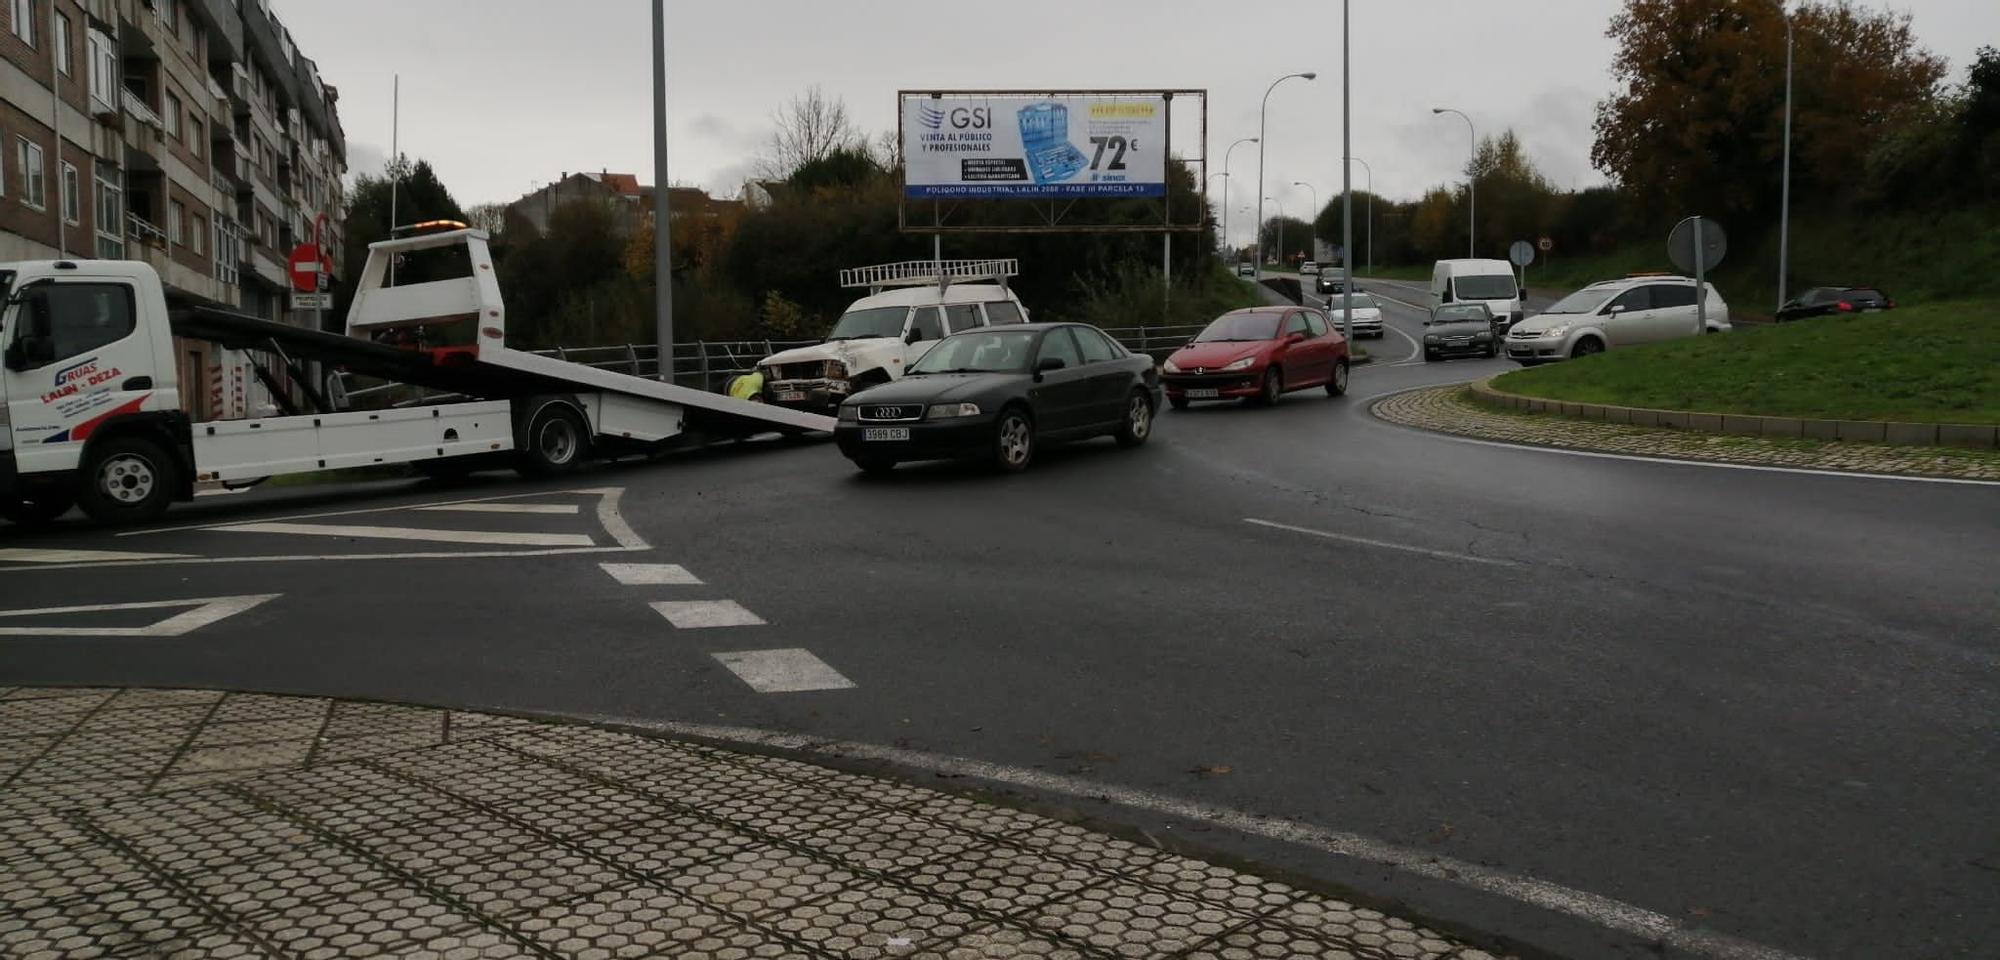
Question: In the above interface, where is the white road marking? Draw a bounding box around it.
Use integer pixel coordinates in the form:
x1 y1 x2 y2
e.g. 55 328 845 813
600 563 702 586
0 594 280 637
1357 384 2000 487
417 503 579 515
710 649 856 693
590 487 650 550
577 715 1808 960
119 486 627 538
217 522 595 547
1382 322 1425 364
1244 517 1518 567
0 548 193 564
0 545 644 575
651 600 765 629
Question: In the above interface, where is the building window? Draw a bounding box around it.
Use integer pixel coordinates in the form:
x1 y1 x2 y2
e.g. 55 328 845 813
54 13 70 75
191 213 204 255
212 215 239 284
168 200 184 245
157 0 175 31
94 173 124 259
87 29 116 110
18 139 46 211
60 162 79 224
10 0 34 47
163 94 181 142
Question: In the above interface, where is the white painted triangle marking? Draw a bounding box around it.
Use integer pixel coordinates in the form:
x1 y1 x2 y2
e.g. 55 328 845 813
712 648 855 693
218 522 594 547
601 563 701 586
0 548 194 564
0 594 281 637
416 503 580 515
652 600 764 628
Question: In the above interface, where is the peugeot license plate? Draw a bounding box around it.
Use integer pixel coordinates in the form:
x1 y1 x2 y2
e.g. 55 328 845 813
1187 388 1219 399
863 428 909 442
777 391 807 403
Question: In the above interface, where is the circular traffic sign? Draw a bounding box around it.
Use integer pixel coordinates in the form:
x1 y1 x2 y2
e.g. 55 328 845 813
287 243 331 292
1508 240 1535 267
1667 217 1728 274
1537 236 1553 252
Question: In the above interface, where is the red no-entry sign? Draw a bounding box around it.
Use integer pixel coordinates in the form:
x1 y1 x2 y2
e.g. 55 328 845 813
287 243 331 292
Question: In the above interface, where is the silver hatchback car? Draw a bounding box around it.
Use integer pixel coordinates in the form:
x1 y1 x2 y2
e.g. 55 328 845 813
1506 275 1729 364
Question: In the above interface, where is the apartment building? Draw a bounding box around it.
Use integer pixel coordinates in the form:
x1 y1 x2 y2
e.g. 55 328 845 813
0 0 345 417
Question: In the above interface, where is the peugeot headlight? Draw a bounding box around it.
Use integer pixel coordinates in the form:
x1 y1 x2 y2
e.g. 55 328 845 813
837 405 859 422
823 359 848 379
1221 356 1257 372
1424 334 1442 343
927 402 981 419
1163 358 1183 374
1475 331 1493 341
1542 324 1571 339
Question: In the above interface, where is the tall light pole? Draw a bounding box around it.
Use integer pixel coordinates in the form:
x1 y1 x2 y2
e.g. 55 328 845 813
1433 107 1476 258
651 0 675 366
1343 156 1373 276
1292 181 1318 264
1340 0 1354 345
1777 5 1794 311
1222 136 1258 255
1256 72 1316 280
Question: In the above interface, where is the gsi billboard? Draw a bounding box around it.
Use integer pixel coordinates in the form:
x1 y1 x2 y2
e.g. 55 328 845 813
901 94 1168 199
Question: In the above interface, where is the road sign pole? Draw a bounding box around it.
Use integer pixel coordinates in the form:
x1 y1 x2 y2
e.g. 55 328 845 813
1694 217 1707 336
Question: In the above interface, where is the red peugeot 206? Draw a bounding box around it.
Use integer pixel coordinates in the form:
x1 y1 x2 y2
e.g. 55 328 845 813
1161 307 1350 409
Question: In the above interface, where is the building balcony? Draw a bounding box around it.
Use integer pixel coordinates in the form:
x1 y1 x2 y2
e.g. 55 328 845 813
121 91 165 172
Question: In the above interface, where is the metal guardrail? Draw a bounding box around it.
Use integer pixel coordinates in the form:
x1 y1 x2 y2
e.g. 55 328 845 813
328 326 1202 411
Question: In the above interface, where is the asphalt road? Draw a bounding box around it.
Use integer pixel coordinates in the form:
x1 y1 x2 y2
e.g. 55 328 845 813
3 294 1995 960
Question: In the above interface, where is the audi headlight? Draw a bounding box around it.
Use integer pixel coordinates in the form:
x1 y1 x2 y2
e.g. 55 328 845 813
1163 358 1183 373
927 402 981 419
1424 334 1442 343
823 359 848 379
1542 325 1571 339
1221 356 1257 372
837 405 859 422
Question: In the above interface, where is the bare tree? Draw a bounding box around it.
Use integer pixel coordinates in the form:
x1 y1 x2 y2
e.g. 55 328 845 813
464 202 508 235
868 128 903 171
759 85 861 179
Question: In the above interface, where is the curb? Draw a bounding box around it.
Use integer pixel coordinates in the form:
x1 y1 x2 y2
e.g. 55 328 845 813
1467 378 2000 450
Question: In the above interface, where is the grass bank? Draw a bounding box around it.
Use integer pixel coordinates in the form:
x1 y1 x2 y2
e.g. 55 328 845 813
1492 299 2000 424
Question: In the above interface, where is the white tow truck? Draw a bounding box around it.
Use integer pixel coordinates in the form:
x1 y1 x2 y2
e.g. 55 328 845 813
0 224 833 525
755 260 1029 411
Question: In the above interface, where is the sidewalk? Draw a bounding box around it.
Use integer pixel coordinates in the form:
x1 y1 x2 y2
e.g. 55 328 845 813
0 686 1504 960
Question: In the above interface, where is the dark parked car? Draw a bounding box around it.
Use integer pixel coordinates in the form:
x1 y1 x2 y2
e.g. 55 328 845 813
1424 303 1499 361
835 323 1161 474
1776 286 1896 322
1161 307 1351 408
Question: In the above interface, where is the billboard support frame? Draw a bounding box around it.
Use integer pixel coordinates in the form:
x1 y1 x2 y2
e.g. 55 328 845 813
896 88 1208 237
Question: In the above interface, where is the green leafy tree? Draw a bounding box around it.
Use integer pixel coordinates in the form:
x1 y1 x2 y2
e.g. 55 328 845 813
333 156 468 326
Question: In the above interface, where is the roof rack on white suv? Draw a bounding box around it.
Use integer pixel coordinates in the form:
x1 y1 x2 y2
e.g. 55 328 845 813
839 259 1018 295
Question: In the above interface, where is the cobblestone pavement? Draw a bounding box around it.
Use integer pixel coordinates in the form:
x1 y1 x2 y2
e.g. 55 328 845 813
1373 386 2000 481
0 687 1504 960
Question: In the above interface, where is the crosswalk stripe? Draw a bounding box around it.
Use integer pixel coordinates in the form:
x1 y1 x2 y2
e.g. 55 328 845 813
0 548 194 564
712 648 856 692
218 522 595 547
416 504 580 515
650 600 764 628
600 563 702 586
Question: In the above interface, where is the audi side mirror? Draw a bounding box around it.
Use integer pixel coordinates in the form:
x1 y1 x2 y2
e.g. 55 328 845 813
1034 356 1066 381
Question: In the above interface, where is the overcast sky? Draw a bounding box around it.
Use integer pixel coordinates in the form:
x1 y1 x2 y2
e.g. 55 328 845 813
273 0 1995 246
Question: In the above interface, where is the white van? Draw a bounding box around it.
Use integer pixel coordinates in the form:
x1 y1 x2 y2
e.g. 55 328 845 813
1431 259 1522 332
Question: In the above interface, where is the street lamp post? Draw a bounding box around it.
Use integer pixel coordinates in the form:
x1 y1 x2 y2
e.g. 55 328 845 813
1343 156 1373 275
1292 182 1318 264
1256 72 1316 280
1340 0 1354 344
1221 137 1258 255
1778 7 1794 311
650 0 675 359
1432 107 1476 258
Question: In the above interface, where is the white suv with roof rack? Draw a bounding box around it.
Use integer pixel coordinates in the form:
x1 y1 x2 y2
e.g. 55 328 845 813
1506 274 1729 365
756 260 1029 410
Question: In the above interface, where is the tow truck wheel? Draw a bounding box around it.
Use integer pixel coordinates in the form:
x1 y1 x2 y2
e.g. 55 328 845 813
517 403 591 478
77 437 174 523
0 491 76 526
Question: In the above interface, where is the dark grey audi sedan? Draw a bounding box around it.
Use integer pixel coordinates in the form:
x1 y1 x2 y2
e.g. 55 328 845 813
834 323 1162 474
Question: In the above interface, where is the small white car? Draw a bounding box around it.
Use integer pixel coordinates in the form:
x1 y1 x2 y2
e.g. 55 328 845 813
1325 292 1384 338
758 261 1029 410
1299 261 1321 277
1506 275 1729 365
